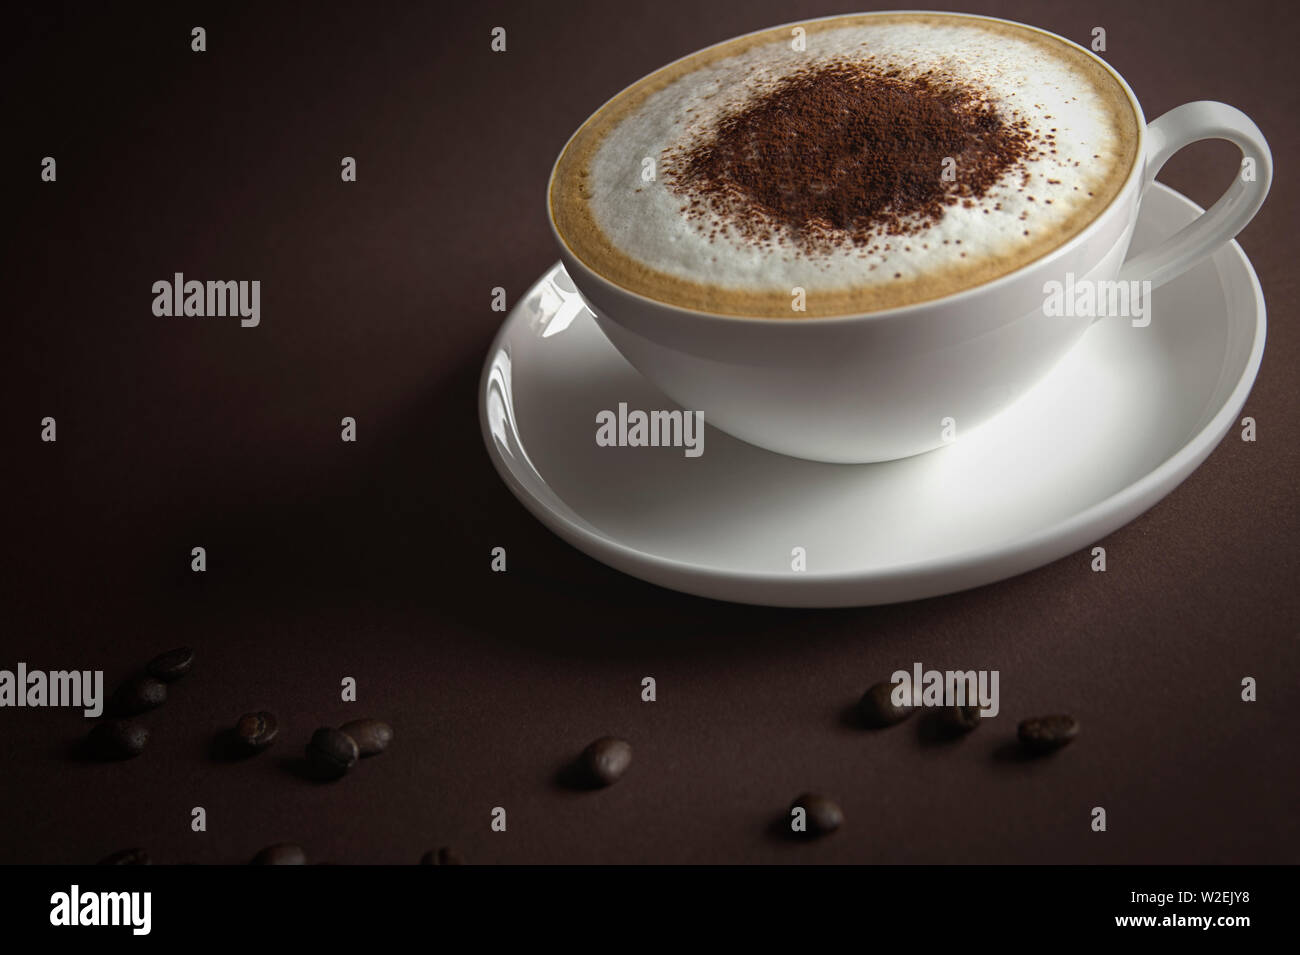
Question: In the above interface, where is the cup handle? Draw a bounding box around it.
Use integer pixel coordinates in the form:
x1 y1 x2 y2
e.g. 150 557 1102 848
1119 101 1272 290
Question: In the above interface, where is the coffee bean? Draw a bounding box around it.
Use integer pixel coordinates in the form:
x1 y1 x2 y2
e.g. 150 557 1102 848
790 793 843 836
858 681 913 727
98 848 150 865
1017 714 1079 755
306 727 358 779
89 719 149 760
939 704 983 734
250 843 305 865
420 847 465 865
340 719 392 757
580 737 632 786
110 675 167 716
146 647 193 682
235 711 278 751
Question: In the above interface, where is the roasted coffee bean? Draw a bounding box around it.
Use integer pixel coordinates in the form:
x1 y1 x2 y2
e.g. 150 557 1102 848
420 847 465 865
110 675 167 716
250 843 305 865
580 737 632 786
89 719 149 759
939 704 983 734
235 711 278 751
306 727 358 778
1017 714 1079 755
340 719 392 757
98 848 150 865
858 681 913 727
790 793 843 836
146 647 193 682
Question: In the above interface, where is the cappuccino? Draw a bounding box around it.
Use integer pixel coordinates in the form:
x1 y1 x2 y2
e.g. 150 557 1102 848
549 13 1140 317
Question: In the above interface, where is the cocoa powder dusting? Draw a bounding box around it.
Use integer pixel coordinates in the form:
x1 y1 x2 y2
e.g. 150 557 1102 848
663 59 1042 255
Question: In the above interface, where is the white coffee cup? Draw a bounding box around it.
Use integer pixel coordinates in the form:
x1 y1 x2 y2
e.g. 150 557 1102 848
548 13 1272 463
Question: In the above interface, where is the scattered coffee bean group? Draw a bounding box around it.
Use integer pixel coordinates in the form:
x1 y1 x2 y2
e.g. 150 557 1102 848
79 647 1084 861
86 647 193 759
302 719 393 779
77 647 427 861
819 679 1080 841
856 678 1077 755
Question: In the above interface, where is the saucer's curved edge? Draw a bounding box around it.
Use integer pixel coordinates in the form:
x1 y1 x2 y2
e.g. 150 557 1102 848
478 184 1266 608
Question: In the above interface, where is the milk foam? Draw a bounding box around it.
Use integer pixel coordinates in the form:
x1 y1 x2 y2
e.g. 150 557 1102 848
584 19 1129 296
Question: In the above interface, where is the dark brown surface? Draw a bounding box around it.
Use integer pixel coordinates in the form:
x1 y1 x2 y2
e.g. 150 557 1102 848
2 1 1296 864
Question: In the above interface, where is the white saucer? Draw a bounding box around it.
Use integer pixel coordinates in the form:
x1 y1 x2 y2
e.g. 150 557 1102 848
480 184 1266 607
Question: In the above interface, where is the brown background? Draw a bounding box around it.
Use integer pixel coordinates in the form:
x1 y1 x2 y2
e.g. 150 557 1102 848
2 0 1296 864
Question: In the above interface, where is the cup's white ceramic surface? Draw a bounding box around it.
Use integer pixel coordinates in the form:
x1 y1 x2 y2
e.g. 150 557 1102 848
548 12 1272 464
